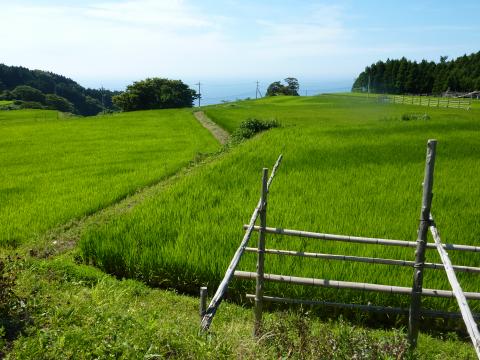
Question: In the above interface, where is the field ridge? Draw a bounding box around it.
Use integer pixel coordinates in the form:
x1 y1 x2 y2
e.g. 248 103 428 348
26 151 225 259
194 110 230 145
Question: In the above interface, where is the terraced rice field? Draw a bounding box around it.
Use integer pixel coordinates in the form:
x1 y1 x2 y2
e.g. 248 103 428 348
0 109 219 246
80 94 480 314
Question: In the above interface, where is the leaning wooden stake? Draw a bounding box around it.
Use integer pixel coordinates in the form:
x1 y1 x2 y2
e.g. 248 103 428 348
200 155 282 331
408 139 437 348
254 168 268 336
429 216 480 358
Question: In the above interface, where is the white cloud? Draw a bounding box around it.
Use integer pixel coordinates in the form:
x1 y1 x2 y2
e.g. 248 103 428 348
0 1 355 86
84 0 214 29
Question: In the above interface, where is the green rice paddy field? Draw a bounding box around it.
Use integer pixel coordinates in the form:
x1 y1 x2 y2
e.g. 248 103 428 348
79 95 480 314
0 109 219 246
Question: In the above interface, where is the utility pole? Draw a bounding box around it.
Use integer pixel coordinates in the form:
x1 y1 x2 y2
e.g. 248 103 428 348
367 74 371 98
195 82 201 107
256 81 262 99
100 85 105 108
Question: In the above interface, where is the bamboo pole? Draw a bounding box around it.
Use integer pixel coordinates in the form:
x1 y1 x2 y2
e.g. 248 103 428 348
244 226 480 252
234 271 480 300
429 216 480 358
244 294 480 320
408 139 436 348
254 168 268 336
200 155 282 331
243 247 480 273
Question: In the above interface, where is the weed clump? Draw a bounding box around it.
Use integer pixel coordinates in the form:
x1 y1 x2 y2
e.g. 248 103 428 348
401 113 430 121
232 118 280 141
0 256 28 355
262 312 409 359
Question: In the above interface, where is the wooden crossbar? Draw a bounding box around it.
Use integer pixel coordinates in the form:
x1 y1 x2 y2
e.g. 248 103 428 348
244 294 480 320
234 271 480 300
245 225 480 252
243 247 480 273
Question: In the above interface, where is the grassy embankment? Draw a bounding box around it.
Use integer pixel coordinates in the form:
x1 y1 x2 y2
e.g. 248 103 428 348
0 109 219 247
4 255 475 359
80 94 480 316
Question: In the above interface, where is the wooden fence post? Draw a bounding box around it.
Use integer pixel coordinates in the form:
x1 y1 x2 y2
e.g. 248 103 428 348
254 168 269 336
408 139 437 348
199 287 207 320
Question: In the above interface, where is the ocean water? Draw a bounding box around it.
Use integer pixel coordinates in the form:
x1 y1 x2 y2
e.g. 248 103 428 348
87 78 354 106
185 78 353 106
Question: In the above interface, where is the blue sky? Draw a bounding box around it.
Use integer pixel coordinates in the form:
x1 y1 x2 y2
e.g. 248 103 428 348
1 0 479 91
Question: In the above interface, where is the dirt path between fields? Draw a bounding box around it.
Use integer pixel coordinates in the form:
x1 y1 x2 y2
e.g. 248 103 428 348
25 112 229 259
193 111 230 145
26 155 221 259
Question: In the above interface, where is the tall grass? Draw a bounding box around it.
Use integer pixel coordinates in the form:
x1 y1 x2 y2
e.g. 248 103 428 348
80 95 480 313
0 109 219 246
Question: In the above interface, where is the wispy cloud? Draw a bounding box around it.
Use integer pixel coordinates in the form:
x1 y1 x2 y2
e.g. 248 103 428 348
0 0 478 87
0 0 352 82
84 0 215 29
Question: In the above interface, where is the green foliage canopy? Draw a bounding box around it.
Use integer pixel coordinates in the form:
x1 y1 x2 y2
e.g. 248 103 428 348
352 51 480 94
0 64 120 115
113 78 197 112
266 77 299 96
11 85 45 103
45 94 74 113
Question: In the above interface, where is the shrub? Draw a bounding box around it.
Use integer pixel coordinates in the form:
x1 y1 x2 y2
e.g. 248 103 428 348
232 118 280 141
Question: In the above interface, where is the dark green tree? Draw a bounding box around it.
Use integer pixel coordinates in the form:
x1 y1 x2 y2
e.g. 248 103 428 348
11 85 45 103
284 77 299 96
45 94 74 112
112 78 197 112
266 81 286 96
266 77 300 96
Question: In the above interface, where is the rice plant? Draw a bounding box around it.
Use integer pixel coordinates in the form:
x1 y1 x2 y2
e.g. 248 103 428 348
75 94 479 312
0 109 219 246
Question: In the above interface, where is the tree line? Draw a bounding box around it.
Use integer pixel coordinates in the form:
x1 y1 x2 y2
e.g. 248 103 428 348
0 64 120 115
352 51 480 95
0 64 200 114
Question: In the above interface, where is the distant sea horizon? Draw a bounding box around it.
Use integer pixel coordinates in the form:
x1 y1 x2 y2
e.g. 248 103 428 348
188 78 354 106
81 77 354 106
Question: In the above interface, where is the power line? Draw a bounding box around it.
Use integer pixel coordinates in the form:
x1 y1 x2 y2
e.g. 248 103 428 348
195 82 201 107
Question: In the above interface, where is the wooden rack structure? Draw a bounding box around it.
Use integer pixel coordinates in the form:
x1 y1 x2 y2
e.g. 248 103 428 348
199 141 480 357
